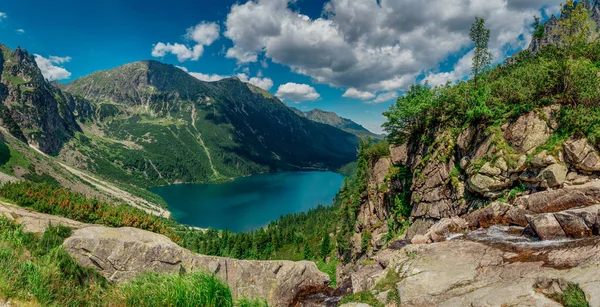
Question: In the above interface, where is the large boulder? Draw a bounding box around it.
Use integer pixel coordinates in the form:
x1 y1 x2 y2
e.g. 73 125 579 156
537 164 568 188
465 201 530 228
503 111 551 154
513 181 600 213
63 226 330 307
554 211 593 238
389 144 408 166
467 174 511 194
526 213 567 240
564 138 600 172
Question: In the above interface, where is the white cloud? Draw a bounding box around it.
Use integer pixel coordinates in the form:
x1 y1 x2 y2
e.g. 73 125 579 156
423 51 474 86
34 55 72 81
152 42 203 62
152 22 220 62
176 66 272 90
224 0 561 92
185 22 220 45
189 72 228 82
16 29 24 34
368 91 398 104
236 73 274 91
342 88 375 100
0 12 6 21
275 83 320 103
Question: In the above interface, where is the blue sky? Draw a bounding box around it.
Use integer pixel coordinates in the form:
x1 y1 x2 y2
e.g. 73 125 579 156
0 0 561 134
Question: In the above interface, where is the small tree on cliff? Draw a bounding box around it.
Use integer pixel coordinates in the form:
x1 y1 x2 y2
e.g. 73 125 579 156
533 16 545 40
470 17 493 84
467 17 493 120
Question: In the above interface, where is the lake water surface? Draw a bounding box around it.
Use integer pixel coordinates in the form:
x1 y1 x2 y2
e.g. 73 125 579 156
151 171 345 232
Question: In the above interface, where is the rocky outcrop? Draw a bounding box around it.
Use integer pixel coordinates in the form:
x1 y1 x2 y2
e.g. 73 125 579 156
528 0 600 53
63 225 330 307
503 110 552 154
350 237 600 307
0 201 87 234
565 137 600 172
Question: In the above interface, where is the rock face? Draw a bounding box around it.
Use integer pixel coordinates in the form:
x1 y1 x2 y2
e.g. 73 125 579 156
0 44 81 153
350 102 600 260
528 0 600 53
503 110 551 153
351 238 600 307
63 226 330 307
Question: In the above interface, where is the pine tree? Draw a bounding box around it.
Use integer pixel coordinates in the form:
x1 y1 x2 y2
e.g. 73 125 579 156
320 233 331 259
303 242 312 260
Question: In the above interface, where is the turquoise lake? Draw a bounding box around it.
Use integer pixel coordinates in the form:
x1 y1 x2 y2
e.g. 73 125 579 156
151 171 345 232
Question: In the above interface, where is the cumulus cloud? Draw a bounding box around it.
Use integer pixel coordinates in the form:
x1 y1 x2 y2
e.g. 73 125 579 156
176 66 273 90
236 73 274 91
423 51 474 86
275 83 320 103
152 42 203 62
34 55 72 81
16 29 25 34
185 22 220 45
224 0 561 92
0 12 6 21
368 91 398 104
342 88 375 100
152 22 220 62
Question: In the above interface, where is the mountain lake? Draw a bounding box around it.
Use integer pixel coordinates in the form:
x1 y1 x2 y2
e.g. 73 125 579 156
150 171 346 232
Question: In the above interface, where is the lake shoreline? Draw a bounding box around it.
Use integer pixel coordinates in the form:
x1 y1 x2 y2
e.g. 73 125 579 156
151 171 345 232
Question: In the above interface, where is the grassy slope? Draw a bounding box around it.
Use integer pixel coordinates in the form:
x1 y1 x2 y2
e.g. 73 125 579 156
58 61 358 188
0 216 267 307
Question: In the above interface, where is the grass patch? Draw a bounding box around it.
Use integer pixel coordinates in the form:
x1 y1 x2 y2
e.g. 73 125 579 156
0 216 268 306
374 269 402 292
340 291 383 307
316 258 339 288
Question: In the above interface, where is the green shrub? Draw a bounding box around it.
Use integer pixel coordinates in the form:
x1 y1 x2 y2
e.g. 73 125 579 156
559 284 589 307
0 182 176 241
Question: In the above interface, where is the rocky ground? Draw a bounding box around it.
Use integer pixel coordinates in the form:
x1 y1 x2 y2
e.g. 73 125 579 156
0 202 330 307
342 235 599 306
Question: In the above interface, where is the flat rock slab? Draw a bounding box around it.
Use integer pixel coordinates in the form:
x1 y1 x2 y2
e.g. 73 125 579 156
373 239 600 307
0 201 88 234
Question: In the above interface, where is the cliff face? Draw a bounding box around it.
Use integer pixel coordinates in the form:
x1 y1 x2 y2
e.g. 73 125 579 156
0 45 81 154
351 105 600 256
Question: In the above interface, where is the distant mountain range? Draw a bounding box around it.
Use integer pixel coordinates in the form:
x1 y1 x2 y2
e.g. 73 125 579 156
0 44 359 196
291 107 382 139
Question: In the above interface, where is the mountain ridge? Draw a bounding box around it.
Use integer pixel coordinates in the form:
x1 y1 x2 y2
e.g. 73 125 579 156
291 107 382 139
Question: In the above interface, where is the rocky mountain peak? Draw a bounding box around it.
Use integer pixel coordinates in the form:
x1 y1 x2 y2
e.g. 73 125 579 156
0 45 80 153
528 0 600 52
